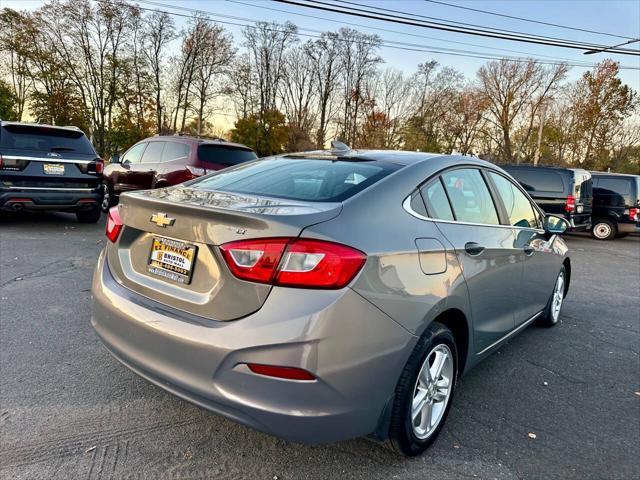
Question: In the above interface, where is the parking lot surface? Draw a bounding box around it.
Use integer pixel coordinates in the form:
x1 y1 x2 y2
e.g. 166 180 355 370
1 211 639 480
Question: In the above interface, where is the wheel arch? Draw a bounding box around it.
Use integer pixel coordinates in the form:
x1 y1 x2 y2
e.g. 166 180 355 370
432 308 470 375
562 257 571 297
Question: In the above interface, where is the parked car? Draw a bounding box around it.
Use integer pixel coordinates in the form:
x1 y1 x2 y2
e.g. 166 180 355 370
502 165 592 231
0 121 103 222
101 134 257 211
590 172 640 240
92 149 571 456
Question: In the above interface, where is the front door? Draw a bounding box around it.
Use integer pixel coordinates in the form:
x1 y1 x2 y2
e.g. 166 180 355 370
420 169 520 353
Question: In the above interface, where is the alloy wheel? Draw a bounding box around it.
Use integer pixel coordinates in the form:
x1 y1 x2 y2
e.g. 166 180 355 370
551 271 565 322
411 344 454 440
101 183 110 212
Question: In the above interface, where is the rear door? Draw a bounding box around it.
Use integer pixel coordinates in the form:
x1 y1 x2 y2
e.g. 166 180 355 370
421 168 521 353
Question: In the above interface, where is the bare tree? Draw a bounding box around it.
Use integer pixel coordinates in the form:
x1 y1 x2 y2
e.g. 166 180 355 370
305 32 341 148
0 8 32 120
478 59 568 163
280 45 317 151
143 11 175 134
228 54 256 120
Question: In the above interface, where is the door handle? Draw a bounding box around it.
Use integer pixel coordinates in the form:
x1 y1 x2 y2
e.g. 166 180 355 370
523 245 535 256
464 242 485 256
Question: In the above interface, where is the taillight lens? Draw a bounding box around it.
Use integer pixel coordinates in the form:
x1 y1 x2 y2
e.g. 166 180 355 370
219 238 366 289
92 159 104 175
105 206 123 243
630 207 638 222
565 194 576 213
186 165 207 177
246 363 316 381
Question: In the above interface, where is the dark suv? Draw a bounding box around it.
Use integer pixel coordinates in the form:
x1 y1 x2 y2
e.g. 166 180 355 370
590 172 639 240
502 165 592 231
102 135 256 211
0 121 103 223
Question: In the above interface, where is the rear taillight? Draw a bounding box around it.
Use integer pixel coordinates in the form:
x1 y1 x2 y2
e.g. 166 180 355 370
0 153 3 169
105 206 123 243
186 165 207 177
94 159 104 174
219 238 366 289
565 194 576 213
630 208 638 222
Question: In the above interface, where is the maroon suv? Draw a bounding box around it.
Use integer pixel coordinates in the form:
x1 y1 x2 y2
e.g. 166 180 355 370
102 135 256 211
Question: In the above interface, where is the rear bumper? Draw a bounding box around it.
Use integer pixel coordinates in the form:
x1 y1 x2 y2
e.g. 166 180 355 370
617 221 640 234
0 187 102 211
91 250 415 443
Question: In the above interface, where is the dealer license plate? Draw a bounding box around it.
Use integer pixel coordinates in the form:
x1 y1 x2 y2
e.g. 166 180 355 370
44 163 65 175
147 237 197 284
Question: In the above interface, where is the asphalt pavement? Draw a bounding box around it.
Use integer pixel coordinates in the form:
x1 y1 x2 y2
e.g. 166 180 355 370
1 211 639 480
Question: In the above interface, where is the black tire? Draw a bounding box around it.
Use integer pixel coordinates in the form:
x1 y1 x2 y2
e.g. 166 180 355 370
591 218 616 240
537 266 566 328
387 321 458 456
101 182 115 213
76 206 101 223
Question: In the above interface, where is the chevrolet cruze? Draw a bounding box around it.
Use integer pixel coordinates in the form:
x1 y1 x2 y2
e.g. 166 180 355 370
91 148 571 456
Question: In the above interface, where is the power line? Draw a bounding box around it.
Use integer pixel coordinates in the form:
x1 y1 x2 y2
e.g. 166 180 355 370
274 0 640 55
110 0 640 69
224 0 594 64
423 0 635 41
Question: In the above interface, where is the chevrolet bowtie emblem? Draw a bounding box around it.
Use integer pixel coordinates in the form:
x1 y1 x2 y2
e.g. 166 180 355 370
150 212 175 227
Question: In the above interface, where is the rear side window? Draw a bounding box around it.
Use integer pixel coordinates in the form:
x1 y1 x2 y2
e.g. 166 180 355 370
421 179 454 221
190 157 399 202
595 177 631 195
141 141 165 163
442 169 499 225
509 169 565 193
488 172 538 228
0 124 95 155
162 142 190 162
198 146 257 166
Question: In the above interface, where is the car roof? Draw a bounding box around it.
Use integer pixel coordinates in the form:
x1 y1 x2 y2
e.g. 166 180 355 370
0 120 84 133
282 149 445 166
145 134 252 151
502 164 589 175
591 171 639 178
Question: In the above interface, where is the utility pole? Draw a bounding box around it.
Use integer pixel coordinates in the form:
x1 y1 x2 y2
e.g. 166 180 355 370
533 103 547 166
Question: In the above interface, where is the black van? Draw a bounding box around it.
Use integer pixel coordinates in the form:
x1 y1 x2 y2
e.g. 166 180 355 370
590 172 639 240
502 165 592 231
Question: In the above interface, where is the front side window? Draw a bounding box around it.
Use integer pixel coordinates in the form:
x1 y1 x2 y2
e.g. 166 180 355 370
141 141 165 163
421 178 454 221
442 169 499 225
121 143 147 164
488 171 539 228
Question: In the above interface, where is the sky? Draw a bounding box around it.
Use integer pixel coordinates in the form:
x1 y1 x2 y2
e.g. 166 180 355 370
3 0 640 129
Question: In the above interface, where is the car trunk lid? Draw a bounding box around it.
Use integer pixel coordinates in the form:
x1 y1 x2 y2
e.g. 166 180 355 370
106 185 342 321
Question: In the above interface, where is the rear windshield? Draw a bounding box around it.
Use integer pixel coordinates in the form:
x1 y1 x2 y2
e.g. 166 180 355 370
190 157 399 202
0 124 95 155
198 145 257 166
507 169 565 193
594 177 631 196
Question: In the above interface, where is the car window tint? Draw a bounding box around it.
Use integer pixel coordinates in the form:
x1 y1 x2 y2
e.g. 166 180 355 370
508 169 565 193
595 177 631 195
442 169 499 225
198 146 257 166
488 172 538 228
121 143 147 164
141 141 165 163
162 142 190 162
409 190 428 217
421 179 454 221
0 124 95 155
190 157 399 202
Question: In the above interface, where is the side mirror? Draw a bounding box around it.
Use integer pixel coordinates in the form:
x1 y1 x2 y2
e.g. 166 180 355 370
544 215 570 235
109 153 121 164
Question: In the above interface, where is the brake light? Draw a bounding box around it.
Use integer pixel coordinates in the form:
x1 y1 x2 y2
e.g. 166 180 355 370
630 208 638 222
219 238 366 289
0 153 3 169
565 194 576 213
105 206 123 243
94 159 104 174
246 363 316 381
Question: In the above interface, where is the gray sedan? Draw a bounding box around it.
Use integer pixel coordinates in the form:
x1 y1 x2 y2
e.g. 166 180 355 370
91 149 570 456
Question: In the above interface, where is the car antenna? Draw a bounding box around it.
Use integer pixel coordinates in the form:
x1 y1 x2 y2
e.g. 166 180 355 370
330 140 351 154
